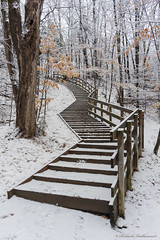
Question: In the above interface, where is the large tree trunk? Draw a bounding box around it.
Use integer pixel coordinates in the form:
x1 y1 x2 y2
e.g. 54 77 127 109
6 0 44 137
16 48 38 137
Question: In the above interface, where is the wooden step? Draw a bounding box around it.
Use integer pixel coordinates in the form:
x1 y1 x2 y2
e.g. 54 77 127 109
49 162 118 175
14 180 113 215
81 136 111 140
61 112 88 115
78 133 111 137
70 126 110 130
65 120 98 123
69 148 115 156
82 139 114 143
67 123 104 127
68 122 107 126
78 142 117 150
59 153 112 164
75 129 111 133
34 170 117 188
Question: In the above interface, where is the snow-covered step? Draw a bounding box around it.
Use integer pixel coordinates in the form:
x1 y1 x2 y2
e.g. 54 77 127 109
71 127 110 131
78 142 117 150
14 180 113 214
15 180 110 201
69 148 115 156
70 125 110 129
49 161 118 175
34 170 117 188
65 119 97 123
82 139 115 143
78 132 110 136
74 129 110 133
68 122 107 126
60 153 111 164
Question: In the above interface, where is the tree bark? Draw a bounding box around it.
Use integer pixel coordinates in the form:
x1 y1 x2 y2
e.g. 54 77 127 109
154 129 160 155
135 5 140 108
7 0 44 137
1 0 18 102
113 0 123 105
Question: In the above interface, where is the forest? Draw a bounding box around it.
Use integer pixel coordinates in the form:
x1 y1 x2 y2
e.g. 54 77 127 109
0 0 160 239
1 0 160 136
0 0 159 143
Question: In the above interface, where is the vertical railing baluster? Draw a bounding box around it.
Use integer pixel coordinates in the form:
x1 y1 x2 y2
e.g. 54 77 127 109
117 129 125 218
139 110 143 157
94 100 97 116
133 114 138 171
142 111 144 150
101 103 103 120
121 110 124 118
126 120 133 190
109 106 112 123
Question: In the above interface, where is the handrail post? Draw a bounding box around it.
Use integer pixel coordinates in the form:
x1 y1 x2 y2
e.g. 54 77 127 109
117 129 125 218
82 80 84 89
101 103 103 120
109 106 112 122
94 100 97 116
121 110 124 118
88 98 91 111
133 114 138 171
142 111 144 149
95 89 98 99
126 120 133 191
85 81 87 91
139 110 143 157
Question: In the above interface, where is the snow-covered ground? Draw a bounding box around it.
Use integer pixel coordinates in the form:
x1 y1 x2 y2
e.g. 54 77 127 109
0 84 160 240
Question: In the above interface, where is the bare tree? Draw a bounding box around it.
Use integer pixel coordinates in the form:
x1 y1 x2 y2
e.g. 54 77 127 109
1 0 44 137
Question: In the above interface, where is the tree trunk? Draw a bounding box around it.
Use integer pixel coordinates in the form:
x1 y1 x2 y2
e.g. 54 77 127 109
154 129 160 155
113 0 123 105
92 0 98 88
135 6 140 108
1 0 18 102
7 0 44 137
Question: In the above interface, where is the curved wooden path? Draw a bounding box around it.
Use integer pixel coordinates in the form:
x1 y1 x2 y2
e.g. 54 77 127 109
8 80 144 226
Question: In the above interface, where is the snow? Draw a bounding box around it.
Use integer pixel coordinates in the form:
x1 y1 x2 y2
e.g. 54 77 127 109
0 84 78 202
70 148 115 153
60 153 112 160
50 161 118 171
0 83 160 240
15 180 111 201
35 169 116 183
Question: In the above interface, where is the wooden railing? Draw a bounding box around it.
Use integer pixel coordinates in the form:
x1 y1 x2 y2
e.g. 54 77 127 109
67 77 98 98
88 95 144 218
88 97 133 127
65 77 144 220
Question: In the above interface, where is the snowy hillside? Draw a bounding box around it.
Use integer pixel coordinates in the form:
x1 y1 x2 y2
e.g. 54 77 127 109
0 84 159 240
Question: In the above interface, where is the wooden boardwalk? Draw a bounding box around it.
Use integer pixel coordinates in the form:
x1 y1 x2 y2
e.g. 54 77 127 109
8 80 144 226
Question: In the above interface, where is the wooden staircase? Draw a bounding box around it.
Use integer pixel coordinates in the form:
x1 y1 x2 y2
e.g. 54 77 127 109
8 80 144 226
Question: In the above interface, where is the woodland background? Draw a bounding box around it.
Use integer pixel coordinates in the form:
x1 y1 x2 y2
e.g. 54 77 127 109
0 0 159 143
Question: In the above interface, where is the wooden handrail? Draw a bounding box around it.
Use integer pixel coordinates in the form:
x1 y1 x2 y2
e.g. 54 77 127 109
88 102 124 121
67 77 96 95
88 109 116 127
88 97 133 114
111 109 139 140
